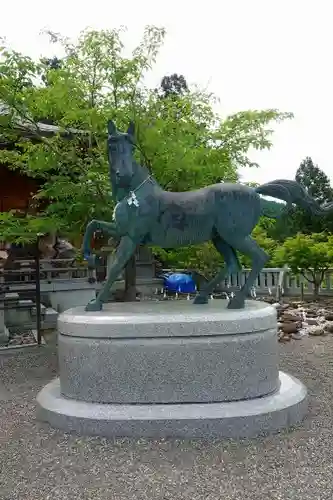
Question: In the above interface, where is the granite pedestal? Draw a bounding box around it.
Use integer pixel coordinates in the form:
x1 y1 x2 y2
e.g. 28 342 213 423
36 300 307 438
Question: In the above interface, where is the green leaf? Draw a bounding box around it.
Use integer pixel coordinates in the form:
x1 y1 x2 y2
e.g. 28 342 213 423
0 26 291 247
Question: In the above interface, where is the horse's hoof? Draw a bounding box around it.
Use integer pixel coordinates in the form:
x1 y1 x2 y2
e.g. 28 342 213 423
85 299 103 312
227 297 245 310
193 294 209 305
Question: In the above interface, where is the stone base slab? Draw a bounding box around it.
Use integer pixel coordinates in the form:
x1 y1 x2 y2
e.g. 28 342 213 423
36 371 307 439
58 300 279 404
58 328 279 404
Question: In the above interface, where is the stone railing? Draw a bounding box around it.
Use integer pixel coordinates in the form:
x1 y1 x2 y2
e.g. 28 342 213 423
4 257 333 307
0 258 97 314
221 267 333 297
1 255 162 312
162 267 333 298
2 257 96 283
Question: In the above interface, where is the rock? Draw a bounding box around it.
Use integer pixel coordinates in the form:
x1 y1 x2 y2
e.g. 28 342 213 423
306 318 320 326
304 309 317 317
281 322 299 334
289 301 303 309
281 313 303 322
274 302 289 311
324 322 333 333
325 313 333 321
308 326 325 336
291 332 304 340
265 297 276 304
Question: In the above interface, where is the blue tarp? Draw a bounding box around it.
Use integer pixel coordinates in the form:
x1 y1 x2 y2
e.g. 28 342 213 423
163 272 196 294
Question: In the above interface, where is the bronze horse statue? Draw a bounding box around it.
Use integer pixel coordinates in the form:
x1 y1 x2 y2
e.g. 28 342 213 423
82 121 333 311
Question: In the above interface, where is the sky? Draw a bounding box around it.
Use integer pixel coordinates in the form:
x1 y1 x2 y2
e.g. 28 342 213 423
1 0 332 183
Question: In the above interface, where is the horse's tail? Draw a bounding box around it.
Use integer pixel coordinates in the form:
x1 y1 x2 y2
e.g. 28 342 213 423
256 179 333 216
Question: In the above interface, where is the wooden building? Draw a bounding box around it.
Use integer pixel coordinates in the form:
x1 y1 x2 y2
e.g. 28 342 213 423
0 163 41 212
0 110 80 213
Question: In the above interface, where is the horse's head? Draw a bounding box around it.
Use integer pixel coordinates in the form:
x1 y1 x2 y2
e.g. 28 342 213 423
107 120 135 191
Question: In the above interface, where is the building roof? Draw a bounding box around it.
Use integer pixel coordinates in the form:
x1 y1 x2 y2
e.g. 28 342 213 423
0 103 84 138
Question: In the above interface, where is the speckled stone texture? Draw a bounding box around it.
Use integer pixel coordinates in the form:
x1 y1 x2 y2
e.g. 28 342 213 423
36 300 308 438
58 300 277 338
58 300 279 403
36 372 307 439
59 331 279 403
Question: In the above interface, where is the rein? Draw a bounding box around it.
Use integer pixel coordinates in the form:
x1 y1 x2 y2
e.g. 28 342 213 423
126 175 153 207
132 174 153 194
113 175 153 220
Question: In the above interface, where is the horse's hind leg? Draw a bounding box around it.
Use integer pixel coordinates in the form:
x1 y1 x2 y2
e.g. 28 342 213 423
193 238 241 304
225 235 269 309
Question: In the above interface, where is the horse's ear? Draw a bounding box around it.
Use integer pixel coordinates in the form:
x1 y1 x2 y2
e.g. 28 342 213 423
107 120 117 135
127 121 135 137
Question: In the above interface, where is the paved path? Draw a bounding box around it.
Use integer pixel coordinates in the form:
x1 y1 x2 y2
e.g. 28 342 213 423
0 337 332 500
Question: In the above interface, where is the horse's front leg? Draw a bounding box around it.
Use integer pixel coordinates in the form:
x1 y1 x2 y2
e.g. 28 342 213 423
82 219 118 266
85 235 137 312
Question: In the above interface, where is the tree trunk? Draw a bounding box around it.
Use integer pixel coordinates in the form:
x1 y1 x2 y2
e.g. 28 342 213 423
313 271 325 300
123 252 137 302
313 282 320 299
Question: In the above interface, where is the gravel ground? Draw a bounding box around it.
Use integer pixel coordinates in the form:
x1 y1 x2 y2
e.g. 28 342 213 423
1 337 333 500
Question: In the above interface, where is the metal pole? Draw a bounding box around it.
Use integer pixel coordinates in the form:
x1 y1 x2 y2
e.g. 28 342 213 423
35 235 42 345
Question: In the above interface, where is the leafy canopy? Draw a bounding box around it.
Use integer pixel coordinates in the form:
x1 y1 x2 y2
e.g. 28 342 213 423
0 26 292 247
269 157 333 239
274 232 333 295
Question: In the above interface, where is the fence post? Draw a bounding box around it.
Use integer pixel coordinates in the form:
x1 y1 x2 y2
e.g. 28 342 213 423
35 236 42 346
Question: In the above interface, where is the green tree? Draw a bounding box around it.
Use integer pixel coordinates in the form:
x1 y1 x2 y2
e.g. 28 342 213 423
0 26 292 281
294 157 333 233
0 27 167 242
0 26 168 300
274 233 333 297
269 157 333 239
138 98 292 191
159 73 188 98
296 157 333 203
40 56 63 87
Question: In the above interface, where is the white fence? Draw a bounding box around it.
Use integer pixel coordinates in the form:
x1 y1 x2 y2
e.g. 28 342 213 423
221 267 333 297
3 258 333 298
